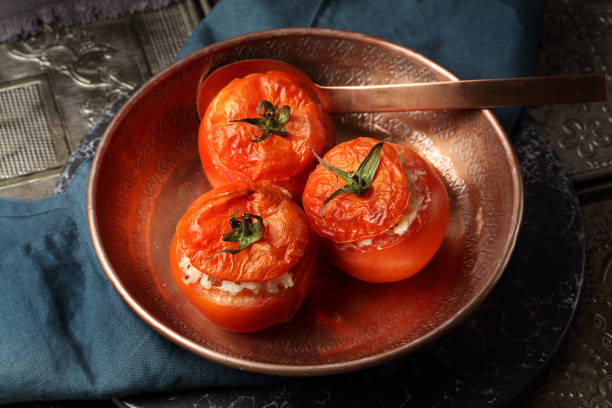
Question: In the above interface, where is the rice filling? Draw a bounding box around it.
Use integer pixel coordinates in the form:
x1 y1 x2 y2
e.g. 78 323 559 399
179 256 294 295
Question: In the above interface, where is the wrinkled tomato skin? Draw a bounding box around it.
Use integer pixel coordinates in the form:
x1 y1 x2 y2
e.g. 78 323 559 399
301 138 410 242
199 143 314 200
199 145 230 188
313 143 449 283
170 231 317 333
176 181 310 282
199 71 334 199
170 181 315 332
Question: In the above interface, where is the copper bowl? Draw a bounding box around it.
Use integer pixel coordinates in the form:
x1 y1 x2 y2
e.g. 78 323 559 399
87 28 523 376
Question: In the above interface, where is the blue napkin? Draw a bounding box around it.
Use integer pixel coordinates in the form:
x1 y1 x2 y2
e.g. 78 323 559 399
0 0 545 402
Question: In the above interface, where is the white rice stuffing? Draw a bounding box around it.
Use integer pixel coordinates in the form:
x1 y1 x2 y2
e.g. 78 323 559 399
180 256 294 295
390 195 424 235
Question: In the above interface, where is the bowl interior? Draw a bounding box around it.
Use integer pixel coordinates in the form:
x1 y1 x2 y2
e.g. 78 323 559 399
89 29 522 375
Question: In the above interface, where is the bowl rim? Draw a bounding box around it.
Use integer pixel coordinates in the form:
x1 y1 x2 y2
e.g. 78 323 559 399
87 27 524 376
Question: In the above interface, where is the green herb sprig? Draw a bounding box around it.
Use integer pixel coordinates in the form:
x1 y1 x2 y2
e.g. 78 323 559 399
208 211 265 259
313 142 384 217
229 100 290 142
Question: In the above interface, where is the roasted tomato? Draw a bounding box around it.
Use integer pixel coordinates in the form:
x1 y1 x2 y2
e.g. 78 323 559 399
302 137 449 283
170 181 316 332
199 71 335 199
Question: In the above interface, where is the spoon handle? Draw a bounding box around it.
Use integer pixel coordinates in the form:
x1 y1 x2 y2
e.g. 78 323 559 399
320 74 607 113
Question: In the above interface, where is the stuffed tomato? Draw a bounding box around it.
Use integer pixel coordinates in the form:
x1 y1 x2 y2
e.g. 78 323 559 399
302 137 449 283
199 71 335 199
170 181 316 332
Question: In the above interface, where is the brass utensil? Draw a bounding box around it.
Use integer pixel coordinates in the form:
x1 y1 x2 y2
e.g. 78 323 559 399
197 59 607 118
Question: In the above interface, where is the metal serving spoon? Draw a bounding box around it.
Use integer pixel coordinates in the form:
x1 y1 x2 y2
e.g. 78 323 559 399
196 59 607 119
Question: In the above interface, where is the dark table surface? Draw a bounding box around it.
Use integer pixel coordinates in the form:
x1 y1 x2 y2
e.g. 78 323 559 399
1 0 611 407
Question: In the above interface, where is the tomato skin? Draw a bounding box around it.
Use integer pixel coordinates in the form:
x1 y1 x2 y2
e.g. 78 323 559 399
170 231 317 333
305 141 449 283
302 137 410 242
199 71 335 199
171 181 316 332
199 142 313 200
175 181 309 282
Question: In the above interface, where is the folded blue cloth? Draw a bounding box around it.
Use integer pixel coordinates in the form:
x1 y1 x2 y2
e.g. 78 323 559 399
0 0 544 402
